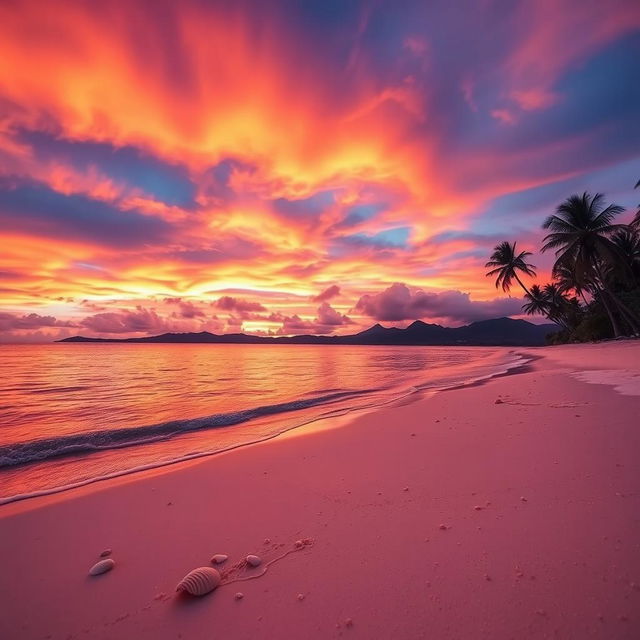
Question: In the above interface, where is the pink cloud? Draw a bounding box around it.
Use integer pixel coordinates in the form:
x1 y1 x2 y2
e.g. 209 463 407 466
80 306 191 334
316 302 351 326
0 312 76 331
213 296 267 313
355 283 523 325
311 284 341 302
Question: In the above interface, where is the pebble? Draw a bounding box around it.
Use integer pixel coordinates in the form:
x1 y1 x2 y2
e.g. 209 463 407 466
297 593 305 601
235 592 244 600
474 505 483 511
403 487 409 492
345 618 353 627
520 496 527 502
264 538 271 544
211 554 228 565
495 399 504 404
99 549 112 557
89 558 115 576
439 524 448 530
246 554 262 567
295 540 304 549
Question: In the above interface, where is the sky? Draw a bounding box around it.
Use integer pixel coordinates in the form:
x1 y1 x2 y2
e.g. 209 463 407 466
1 0 639 342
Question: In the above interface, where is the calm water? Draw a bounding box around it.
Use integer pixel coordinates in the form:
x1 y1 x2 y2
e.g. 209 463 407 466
0 344 527 503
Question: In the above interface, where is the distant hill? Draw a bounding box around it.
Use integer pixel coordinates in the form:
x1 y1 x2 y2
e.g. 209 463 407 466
59 317 556 346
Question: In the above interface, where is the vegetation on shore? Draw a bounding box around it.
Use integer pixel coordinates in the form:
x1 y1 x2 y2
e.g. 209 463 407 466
486 183 640 344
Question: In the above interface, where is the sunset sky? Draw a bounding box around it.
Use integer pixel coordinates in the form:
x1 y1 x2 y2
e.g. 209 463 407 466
1 0 639 342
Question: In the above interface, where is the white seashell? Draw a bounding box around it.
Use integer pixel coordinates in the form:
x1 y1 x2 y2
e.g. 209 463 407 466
246 554 262 567
211 554 228 564
176 567 221 596
89 558 115 576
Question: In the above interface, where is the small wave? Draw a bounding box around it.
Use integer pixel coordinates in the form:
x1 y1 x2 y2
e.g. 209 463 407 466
28 385 92 395
0 389 373 469
0 352 534 505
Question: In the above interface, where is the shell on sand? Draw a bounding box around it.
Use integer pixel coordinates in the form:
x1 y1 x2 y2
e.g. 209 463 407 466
176 567 221 596
246 554 262 567
211 554 228 564
89 558 115 576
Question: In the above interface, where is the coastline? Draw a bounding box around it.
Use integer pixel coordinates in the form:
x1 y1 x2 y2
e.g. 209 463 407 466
0 346 528 505
1 341 639 639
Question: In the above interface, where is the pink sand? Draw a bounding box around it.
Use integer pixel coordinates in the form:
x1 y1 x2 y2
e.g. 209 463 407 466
1 342 639 639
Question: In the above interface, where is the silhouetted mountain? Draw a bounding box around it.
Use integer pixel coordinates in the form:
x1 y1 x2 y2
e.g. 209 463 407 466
59 317 556 346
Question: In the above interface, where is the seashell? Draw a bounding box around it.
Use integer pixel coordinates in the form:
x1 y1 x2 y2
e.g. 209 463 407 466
211 554 228 564
176 567 221 596
89 558 115 576
100 549 112 557
246 554 262 567
234 592 244 600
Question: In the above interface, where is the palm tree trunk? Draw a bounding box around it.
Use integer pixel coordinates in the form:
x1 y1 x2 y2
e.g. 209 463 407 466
592 282 622 337
594 263 640 334
606 290 640 335
513 273 532 298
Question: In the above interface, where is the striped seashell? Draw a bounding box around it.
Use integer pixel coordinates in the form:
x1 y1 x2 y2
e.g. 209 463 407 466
176 567 221 596
89 558 115 576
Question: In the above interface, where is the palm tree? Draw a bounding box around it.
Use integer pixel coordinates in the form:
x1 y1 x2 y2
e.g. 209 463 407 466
541 192 638 336
632 179 640 229
553 263 589 305
485 241 537 296
543 283 574 330
522 284 550 318
611 227 640 286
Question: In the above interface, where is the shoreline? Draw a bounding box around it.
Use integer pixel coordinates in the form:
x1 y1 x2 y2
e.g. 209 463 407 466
1 342 639 639
0 348 529 507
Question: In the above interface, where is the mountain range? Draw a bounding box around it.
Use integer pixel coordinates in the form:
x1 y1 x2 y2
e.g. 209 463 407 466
59 317 556 346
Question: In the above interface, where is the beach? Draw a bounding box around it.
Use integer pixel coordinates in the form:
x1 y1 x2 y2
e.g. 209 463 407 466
1 341 639 640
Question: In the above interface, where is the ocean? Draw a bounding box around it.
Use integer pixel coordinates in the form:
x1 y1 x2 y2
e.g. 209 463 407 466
0 343 529 504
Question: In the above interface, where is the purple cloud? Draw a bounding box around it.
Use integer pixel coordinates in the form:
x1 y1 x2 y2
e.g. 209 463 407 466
355 283 523 325
80 307 186 334
311 284 341 302
213 296 267 313
0 312 76 331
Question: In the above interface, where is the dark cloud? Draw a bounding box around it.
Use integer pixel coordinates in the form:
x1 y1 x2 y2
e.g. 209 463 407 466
0 179 172 249
272 190 335 219
355 283 523 324
15 129 198 208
